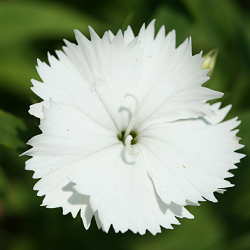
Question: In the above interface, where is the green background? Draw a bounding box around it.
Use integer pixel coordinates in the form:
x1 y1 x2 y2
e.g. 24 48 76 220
0 0 250 249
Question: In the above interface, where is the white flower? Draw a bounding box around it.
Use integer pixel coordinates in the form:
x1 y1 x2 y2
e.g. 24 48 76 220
24 20 244 235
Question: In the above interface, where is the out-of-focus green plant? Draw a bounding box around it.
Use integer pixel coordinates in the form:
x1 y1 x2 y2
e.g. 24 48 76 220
0 1 108 98
0 0 249 249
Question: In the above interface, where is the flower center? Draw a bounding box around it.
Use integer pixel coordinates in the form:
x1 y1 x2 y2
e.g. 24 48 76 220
117 93 139 156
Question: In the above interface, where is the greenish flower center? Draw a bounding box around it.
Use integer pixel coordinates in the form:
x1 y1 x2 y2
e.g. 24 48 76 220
117 130 138 146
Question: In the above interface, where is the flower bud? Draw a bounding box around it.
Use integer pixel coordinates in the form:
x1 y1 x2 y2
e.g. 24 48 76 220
201 49 219 76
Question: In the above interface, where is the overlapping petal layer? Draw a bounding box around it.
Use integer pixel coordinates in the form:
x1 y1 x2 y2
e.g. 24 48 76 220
69 144 193 235
30 20 222 131
25 20 244 234
138 103 244 206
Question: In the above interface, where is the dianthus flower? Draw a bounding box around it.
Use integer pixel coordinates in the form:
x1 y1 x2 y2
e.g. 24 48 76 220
24 20 244 235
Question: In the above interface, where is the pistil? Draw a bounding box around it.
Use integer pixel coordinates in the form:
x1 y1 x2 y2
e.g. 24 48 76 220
124 93 139 138
123 93 140 156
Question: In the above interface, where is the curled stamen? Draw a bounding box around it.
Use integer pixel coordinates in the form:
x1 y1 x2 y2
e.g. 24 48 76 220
125 135 139 156
124 93 140 138
123 93 140 156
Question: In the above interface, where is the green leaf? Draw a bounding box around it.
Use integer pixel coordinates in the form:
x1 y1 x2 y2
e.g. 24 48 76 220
0 109 37 151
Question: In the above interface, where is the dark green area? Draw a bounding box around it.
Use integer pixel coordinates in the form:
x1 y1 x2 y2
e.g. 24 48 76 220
0 0 249 249
118 130 138 145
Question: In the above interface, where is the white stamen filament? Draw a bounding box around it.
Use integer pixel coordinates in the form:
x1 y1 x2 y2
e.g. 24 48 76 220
125 135 139 156
124 93 140 138
123 93 140 156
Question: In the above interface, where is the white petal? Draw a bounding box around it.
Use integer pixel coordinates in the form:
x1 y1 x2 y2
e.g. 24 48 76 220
31 28 147 132
69 144 192 234
24 101 120 228
134 22 223 130
124 26 135 46
108 30 115 42
138 20 156 57
139 103 244 205
26 153 94 228
30 55 117 132
136 50 222 130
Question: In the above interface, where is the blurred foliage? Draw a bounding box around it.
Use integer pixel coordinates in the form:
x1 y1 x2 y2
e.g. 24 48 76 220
0 0 249 249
